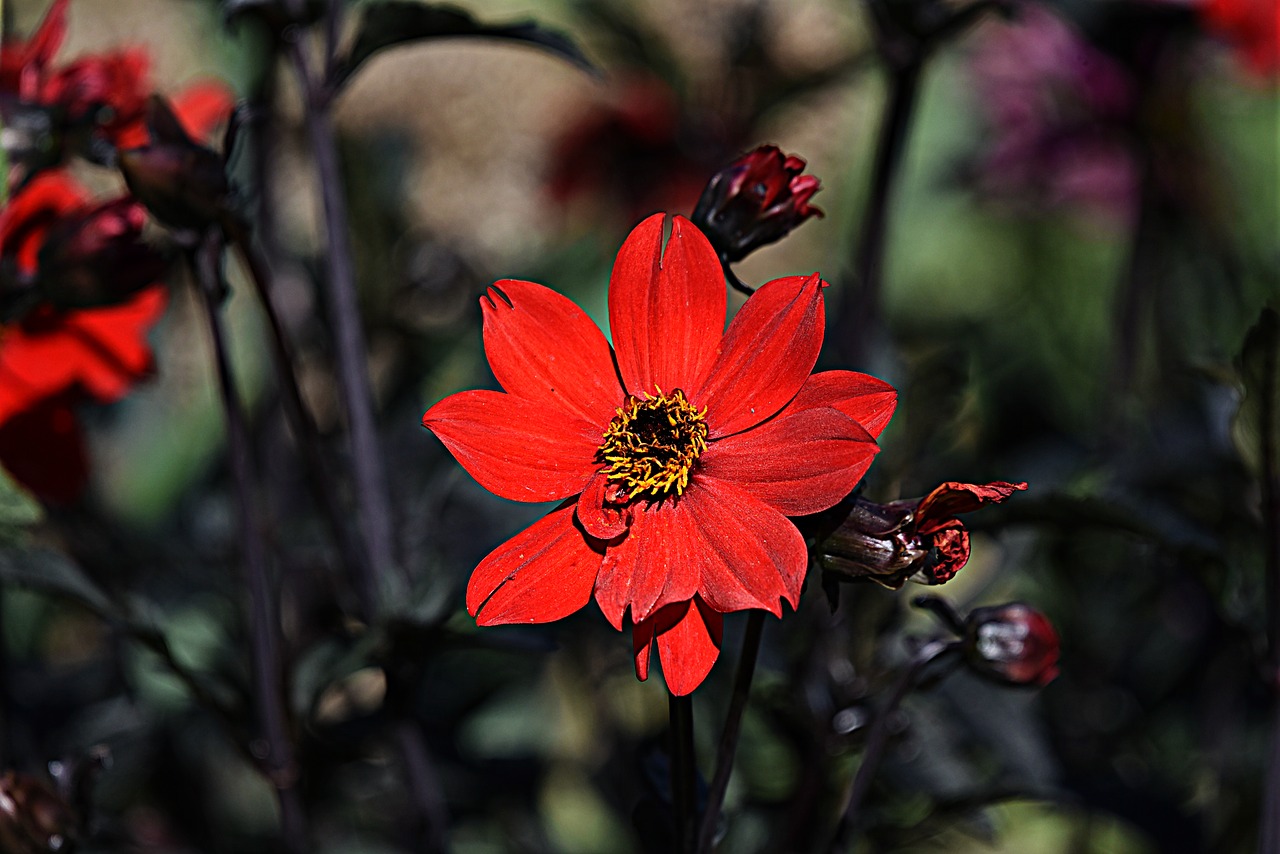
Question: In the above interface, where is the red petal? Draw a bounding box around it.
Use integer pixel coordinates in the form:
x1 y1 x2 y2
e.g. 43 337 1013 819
22 0 68 99
915 481 1027 534
0 172 89 274
694 273 825 438
594 500 693 627
576 471 630 540
482 280 623 425
680 475 807 614
422 390 600 503
170 79 235 142
0 397 87 505
702 405 878 516
928 526 971 583
608 214 725 398
634 599 724 696
790 371 897 438
0 288 166 423
467 501 603 624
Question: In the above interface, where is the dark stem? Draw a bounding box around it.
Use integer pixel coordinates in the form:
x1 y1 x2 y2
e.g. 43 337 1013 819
840 60 922 368
1259 309 1280 849
696 611 765 853
394 721 449 852
1108 155 1158 427
0 586 9 768
228 230 375 618
669 691 697 854
285 35 397 601
830 641 956 850
190 234 307 854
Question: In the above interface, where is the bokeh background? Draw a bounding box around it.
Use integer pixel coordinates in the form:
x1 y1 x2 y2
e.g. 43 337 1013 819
2 0 1277 851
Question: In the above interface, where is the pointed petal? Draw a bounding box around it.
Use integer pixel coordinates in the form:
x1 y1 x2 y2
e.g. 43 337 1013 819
467 501 604 624
702 406 878 516
576 471 630 540
609 214 726 397
695 274 826 438
633 620 654 682
791 371 897 438
170 79 235 142
679 475 808 615
642 599 724 696
423 390 600 502
482 279 623 425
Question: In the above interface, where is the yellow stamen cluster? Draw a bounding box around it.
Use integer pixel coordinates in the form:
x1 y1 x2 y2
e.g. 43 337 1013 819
598 388 708 500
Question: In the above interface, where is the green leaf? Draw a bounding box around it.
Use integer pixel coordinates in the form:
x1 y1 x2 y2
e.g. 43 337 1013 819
334 1 597 88
0 467 42 540
1234 306 1280 477
0 545 117 618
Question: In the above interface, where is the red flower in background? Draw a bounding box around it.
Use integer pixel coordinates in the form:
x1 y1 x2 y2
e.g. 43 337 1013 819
0 173 167 503
424 213 896 694
1 0 233 163
1200 0 1280 77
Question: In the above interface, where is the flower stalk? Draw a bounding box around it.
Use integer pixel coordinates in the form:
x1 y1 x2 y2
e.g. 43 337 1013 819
190 232 307 854
669 690 698 854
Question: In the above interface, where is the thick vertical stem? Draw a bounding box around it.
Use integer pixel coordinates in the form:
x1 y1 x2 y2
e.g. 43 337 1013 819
696 611 765 853
286 39 396 601
191 238 307 854
839 61 922 368
670 691 697 854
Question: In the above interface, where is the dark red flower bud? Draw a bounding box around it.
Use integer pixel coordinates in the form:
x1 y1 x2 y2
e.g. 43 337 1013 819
817 481 1026 589
39 197 169 309
0 771 78 854
691 145 823 264
963 602 1060 686
118 96 229 232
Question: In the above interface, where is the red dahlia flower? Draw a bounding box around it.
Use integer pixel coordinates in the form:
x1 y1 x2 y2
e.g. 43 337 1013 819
423 213 897 695
0 172 167 502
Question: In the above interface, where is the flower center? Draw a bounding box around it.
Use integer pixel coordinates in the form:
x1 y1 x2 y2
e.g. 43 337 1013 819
598 388 708 500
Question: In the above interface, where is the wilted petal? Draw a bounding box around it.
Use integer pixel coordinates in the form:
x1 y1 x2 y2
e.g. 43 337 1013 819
923 526 971 584
790 371 897 438
680 475 807 614
423 390 600 503
702 405 878 516
609 214 726 397
482 279 623 425
632 599 724 696
695 273 825 438
915 481 1027 533
468 501 604 624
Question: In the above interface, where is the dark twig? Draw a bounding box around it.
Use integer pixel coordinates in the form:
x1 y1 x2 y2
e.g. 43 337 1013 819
840 59 922 367
191 232 307 854
696 611 765 853
829 640 958 851
670 691 698 854
1258 309 1280 850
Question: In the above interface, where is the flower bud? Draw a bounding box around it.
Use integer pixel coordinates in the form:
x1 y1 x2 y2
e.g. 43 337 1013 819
38 197 169 309
691 145 823 264
118 96 228 232
0 771 78 854
963 603 1060 686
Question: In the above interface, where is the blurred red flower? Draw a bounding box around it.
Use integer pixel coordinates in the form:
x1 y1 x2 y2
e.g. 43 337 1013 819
1200 0 1280 77
965 602 1060 686
0 172 167 502
424 213 896 694
1 0 233 159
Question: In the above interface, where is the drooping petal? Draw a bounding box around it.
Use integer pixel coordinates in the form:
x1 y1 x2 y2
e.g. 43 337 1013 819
702 405 878 516
632 599 724 696
0 397 87 505
609 214 726 398
694 273 826 438
467 501 604 625
482 279 623 425
423 390 600 503
915 481 1028 534
0 288 167 423
927 526 971 584
789 370 897 438
576 471 630 540
679 475 808 615
594 500 696 627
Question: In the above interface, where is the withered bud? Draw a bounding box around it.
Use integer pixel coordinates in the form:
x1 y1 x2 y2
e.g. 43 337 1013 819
0 771 78 854
963 602 1060 686
691 145 823 265
118 96 228 232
